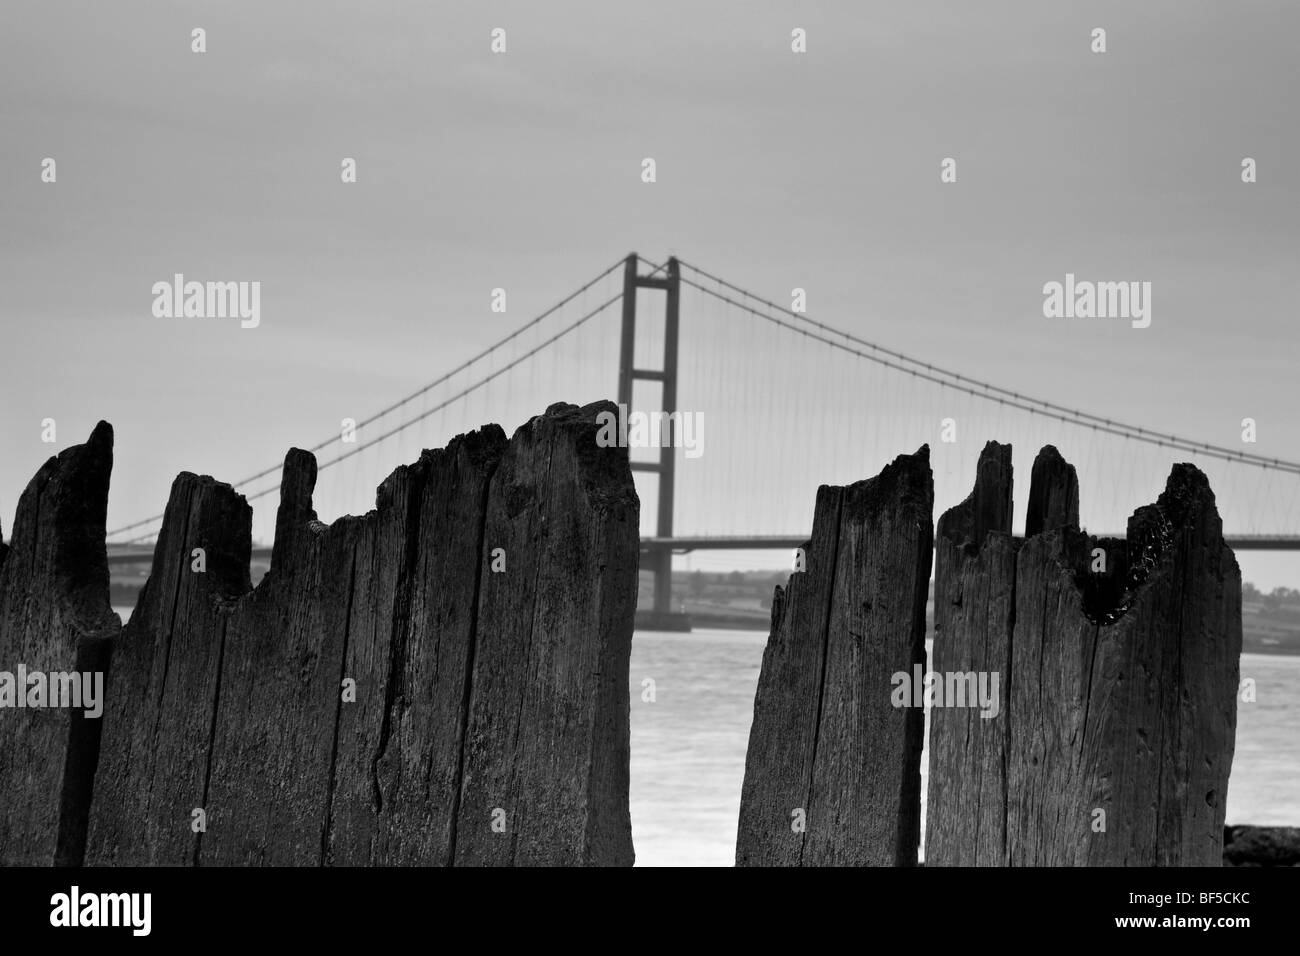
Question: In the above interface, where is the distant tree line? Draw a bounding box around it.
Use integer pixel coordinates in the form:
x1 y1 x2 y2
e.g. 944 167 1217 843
1242 582 1300 615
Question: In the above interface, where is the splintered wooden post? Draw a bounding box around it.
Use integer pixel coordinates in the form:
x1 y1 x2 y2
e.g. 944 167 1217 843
925 441 1017 866
736 447 933 866
1025 444 1079 538
86 472 252 865
0 422 118 866
1006 454 1240 866
350 427 505 866
89 429 509 866
158 450 345 866
87 402 636 867
454 401 640 866
201 433 516 866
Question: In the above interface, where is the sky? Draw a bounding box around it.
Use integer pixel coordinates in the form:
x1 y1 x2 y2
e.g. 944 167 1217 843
1 1 1298 587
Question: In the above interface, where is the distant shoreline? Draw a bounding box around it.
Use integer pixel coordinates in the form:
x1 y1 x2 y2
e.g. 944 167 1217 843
639 613 1300 655
113 579 1300 656
641 570 1300 656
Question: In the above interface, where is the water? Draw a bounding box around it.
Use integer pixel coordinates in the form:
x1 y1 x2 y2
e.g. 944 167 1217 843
112 608 1297 865
1231 651 1300 826
628 629 765 866
628 629 1300 867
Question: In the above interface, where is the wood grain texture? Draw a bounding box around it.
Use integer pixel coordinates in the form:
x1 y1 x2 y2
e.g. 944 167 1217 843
86 471 251 865
1025 444 1079 538
734 485 843 867
929 445 1240 867
1007 465 1242 866
454 401 640 866
199 448 366 865
1071 465 1240 866
925 442 1015 866
359 428 504 866
79 402 637 867
737 447 933 866
0 422 118 866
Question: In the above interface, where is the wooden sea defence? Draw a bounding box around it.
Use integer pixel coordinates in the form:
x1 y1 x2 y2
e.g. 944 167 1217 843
736 441 1241 867
0 402 639 867
0 421 1249 869
736 447 934 866
925 442 1241 866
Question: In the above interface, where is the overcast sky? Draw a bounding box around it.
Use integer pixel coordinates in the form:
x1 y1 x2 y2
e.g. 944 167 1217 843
2 1 1297 587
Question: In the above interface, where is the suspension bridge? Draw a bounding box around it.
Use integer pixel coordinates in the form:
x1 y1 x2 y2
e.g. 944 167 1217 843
104 253 1300 625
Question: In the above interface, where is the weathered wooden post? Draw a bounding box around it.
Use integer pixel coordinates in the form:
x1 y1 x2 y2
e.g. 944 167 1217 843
85 400 638 866
1015 458 1240 865
89 428 511 865
86 470 254 865
198 445 440 867
0 422 119 866
453 401 640 866
333 426 507 866
927 444 1241 866
924 441 1017 866
736 447 933 866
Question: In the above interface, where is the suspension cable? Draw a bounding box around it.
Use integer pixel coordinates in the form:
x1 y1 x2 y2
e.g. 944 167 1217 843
670 258 1300 475
675 269 1300 476
108 255 631 539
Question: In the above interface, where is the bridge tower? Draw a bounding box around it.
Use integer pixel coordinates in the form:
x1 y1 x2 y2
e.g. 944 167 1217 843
617 253 690 630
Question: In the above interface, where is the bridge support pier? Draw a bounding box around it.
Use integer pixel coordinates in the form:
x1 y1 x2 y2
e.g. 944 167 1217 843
620 253 691 632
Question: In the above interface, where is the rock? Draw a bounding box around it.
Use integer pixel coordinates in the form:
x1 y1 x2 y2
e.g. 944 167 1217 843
1223 826 1300 866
